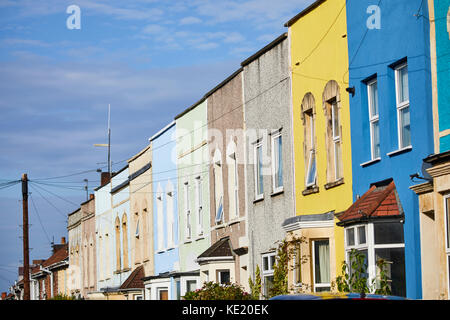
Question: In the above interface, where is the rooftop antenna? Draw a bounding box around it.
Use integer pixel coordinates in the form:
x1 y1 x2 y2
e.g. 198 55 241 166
94 104 112 178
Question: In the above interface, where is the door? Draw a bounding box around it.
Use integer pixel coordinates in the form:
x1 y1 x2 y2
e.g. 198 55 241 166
159 289 168 300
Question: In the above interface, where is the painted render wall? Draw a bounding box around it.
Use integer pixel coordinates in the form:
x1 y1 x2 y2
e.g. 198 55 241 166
434 0 450 151
346 0 434 299
206 70 248 288
95 181 112 291
242 35 295 281
111 167 132 288
128 144 154 277
176 100 211 276
288 0 350 291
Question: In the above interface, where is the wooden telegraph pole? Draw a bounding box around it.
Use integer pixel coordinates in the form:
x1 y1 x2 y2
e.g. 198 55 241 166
21 173 30 300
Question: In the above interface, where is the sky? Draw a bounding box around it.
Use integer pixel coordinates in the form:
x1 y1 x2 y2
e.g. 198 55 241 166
0 0 315 293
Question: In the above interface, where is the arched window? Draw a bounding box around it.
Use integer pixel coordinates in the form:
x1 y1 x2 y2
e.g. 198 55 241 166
166 181 175 248
323 80 343 183
142 201 149 261
156 183 164 251
302 93 317 187
134 205 141 265
122 213 129 270
88 235 94 288
115 217 121 271
227 140 239 220
213 149 224 224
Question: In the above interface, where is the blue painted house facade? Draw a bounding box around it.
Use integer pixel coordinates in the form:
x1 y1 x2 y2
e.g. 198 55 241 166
143 122 181 300
410 0 450 300
343 0 434 299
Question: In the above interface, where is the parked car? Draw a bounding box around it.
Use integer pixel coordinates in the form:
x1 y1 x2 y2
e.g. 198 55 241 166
270 292 407 300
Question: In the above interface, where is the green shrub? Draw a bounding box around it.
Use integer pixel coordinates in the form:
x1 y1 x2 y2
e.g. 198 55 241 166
182 282 254 300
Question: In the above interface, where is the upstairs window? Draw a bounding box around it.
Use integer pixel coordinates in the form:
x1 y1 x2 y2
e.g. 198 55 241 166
254 140 264 199
213 149 224 224
395 63 411 149
184 182 191 240
302 93 316 187
195 176 203 235
367 78 380 159
323 81 343 183
271 131 283 192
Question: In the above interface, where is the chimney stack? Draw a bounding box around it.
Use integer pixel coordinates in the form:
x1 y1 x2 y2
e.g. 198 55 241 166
61 237 66 244
100 172 111 187
1 292 7 300
89 194 94 200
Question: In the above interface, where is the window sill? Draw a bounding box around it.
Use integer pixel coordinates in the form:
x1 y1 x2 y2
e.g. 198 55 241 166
324 178 344 190
253 196 264 204
228 218 242 226
360 158 381 167
184 239 192 244
302 185 319 196
194 236 205 241
387 146 412 157
270 189 284 197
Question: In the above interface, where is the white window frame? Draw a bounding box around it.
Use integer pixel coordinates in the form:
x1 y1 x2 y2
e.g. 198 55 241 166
156 188 164 252
166 186 175 249
227 151 239 220
331 101 342 180
217 269 231 285
394 63 411 150
367 78 380 160
305 111 316 187
444 194 450 299
195 176 203 236
261 252 276 296
254 140 264 200
271 131 284 193
344 222 405 294
184 182 191 241
311 239 331 292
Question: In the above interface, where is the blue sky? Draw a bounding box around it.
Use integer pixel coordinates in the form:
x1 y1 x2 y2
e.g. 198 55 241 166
0 0 314 293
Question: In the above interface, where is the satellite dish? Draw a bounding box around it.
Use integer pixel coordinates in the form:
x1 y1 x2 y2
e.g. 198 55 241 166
421 161 432 181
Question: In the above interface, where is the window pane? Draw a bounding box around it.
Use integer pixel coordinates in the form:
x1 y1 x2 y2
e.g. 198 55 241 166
369 81 379 117
306 151 316 186
257 145 264 195
374 222 404 244
346 228 355 246
263 257 269 272
371 120 380 159
358 226 366 245
334 142 342 179
276 136 283 188
219 271 230 284
314 240 330 285
264 276 274 296
186 280 197 293
398 66 409 103
349 249 369 281
399 106 411 148
332 103 340 139
375 248 406 297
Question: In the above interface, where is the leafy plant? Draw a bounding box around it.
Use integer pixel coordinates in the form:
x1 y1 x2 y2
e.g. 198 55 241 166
248 264 262 300
336 249 391 296
47 294 77 300
182 282 254 300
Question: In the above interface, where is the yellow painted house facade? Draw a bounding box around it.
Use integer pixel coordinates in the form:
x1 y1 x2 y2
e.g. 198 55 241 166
282 0 352 293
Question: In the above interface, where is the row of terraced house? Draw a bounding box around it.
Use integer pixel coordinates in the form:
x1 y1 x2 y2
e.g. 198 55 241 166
9 0 450 300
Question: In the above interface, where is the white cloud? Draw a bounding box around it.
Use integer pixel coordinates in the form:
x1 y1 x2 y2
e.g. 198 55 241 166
179 16 202 25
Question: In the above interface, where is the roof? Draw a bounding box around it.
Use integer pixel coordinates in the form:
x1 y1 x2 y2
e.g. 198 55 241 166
119 265 145 290
241 33 288 67
42 244 69 268
284 0 326 27
337 179 403 226
197 237 234 260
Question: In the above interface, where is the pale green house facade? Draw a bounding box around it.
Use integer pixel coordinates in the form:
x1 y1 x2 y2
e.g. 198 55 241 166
174 98 211 295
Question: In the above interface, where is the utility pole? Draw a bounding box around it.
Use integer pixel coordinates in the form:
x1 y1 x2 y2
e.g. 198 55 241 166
21 173 30 300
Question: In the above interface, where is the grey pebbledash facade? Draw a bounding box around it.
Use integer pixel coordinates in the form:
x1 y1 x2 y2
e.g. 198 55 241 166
241 33 296 295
